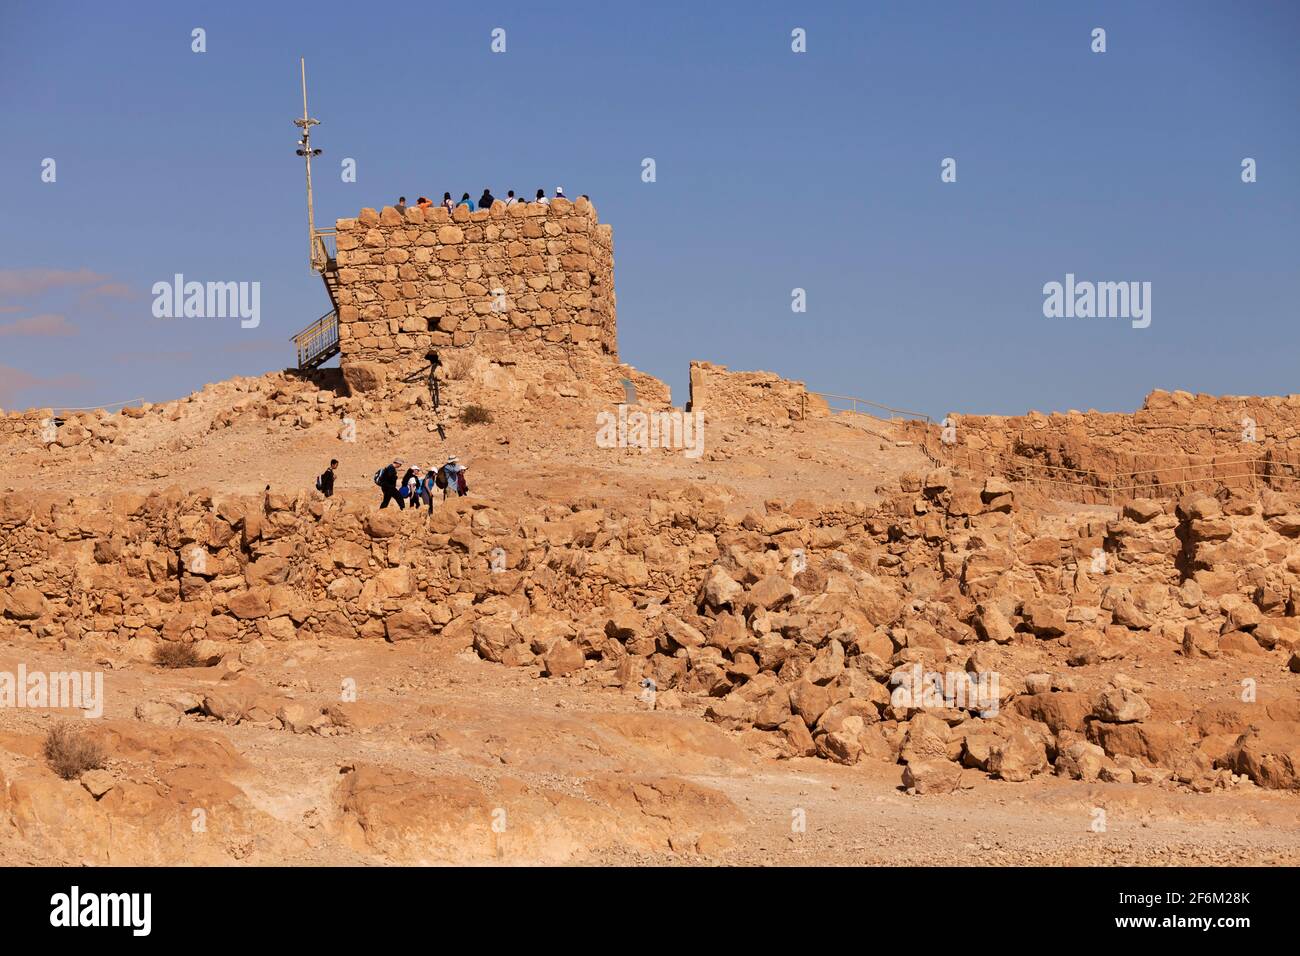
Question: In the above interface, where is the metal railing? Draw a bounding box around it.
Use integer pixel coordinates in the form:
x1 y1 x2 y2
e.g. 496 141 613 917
292 309 339 369
311 229 337 270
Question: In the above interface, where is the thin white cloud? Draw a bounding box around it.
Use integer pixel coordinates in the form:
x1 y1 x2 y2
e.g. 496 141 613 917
81 281 140 301
0 268 108 298
0 365 91 408
0 313 77 338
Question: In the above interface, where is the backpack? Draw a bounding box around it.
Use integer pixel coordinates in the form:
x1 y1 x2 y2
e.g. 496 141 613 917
315 473 324 491
434 467 448 489
372 469 383 486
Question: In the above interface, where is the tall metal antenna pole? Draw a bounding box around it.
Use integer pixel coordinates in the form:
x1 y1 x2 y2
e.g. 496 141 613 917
294 57 322 270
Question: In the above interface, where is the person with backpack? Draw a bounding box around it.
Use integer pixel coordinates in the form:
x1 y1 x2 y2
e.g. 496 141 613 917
417 468 437 512
408 466 429 514
398 464 421 513
375 458 404 509
439 456 468 499
315 459 338 498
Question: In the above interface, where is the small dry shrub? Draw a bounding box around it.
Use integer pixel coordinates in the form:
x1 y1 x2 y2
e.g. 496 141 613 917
153 641 199 669
459 404 493 425
444 354 472 380
44 723 106 780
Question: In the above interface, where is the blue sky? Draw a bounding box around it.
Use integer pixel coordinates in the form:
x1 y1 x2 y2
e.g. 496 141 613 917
0 0 1296 416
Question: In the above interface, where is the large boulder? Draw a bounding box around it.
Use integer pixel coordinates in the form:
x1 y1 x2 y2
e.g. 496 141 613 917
1093 686 1151 724
1013 692 1091 734
227 588 272 620
1222 723 1300 790
987 727 1048 782
385 608 433 642
903 759 964 794
543 640 586 677
2 585 48 620
365 510 403 539
1055 740 1107 781
342 360 387 395
745 574 795 614
975 603 1016 644
699 566 743 610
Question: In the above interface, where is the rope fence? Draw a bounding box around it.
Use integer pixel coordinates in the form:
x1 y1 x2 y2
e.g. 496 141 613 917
53 398 146 415
803 390 930 424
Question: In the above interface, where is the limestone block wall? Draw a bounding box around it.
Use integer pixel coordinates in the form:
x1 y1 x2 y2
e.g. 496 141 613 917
951 390 1300 459
0 408 123 449
333 197 616 393
0 410 49 442
906 389 1300 500
685 362 826 421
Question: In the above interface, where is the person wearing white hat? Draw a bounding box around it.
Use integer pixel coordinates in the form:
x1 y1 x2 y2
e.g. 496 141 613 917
554 186 565 200
397 463 421 512
438 455 468 500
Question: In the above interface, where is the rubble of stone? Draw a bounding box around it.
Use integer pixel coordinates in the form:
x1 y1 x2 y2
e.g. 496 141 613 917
0 357 671 467
0 373 349 454
3 445 1297 794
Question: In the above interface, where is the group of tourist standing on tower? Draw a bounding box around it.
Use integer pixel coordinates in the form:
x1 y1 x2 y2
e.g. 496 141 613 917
393 186 578 215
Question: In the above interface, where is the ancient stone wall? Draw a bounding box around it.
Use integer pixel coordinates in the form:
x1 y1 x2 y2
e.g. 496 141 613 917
333 197 615 396
0 408 131 449
686 362 827 422
0 411 50 442
907 389 1300 501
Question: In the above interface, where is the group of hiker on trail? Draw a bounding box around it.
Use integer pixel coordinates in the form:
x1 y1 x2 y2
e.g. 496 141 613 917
375 456 468 510
313 456 469 509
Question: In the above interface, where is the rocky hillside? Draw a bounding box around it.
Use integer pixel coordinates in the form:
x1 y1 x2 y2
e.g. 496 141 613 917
0 365 1297 864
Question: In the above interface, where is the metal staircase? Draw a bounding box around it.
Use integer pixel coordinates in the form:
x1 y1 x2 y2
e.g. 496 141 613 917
293 309 340 370
290 230 340 370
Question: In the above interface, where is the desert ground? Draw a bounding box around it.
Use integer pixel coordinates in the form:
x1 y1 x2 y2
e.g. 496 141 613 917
0 363 1297 865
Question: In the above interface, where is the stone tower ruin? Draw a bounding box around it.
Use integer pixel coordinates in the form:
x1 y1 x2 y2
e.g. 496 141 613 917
326 197 617 397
